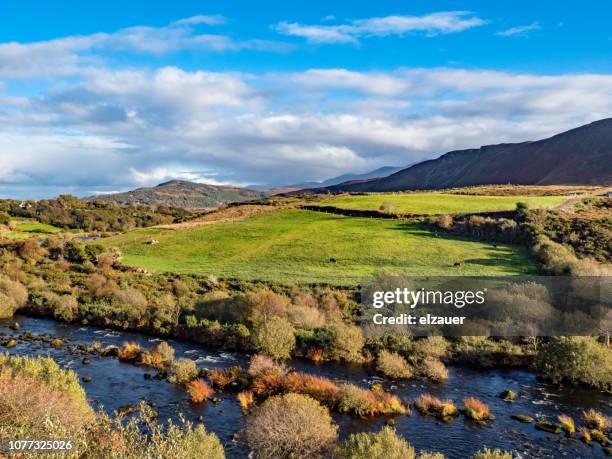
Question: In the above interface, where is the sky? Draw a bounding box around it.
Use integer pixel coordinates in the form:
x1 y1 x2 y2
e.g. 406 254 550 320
0 0 611 198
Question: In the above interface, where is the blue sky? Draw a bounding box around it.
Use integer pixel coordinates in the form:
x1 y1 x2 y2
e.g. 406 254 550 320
0 1 611 197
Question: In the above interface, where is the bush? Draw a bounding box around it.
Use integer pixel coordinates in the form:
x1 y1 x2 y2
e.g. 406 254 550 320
0 276 28 319
337 384 406 417
341 426 415 459
377 350 413 379
283 372 341 404
187 379 214 403
248 354 289 378
471 448 513 459
51 294 79 322
533 337 612 391
244 393 338 458
414 336 448 359
414 394 457 419
582 409 609 430
117 342 142 361
0 354 94 437
462 397 492 421
170 359 199 384
247 288 290 324
329 323 365 362
253 317 296 359
113 288 148 321
287 304 325 329
417 358 448 382
557 414 575 435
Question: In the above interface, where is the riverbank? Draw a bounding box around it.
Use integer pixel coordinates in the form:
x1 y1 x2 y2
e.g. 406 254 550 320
2 315 610 458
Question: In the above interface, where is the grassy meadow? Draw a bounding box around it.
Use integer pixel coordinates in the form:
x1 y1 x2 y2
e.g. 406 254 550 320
0 220 61 239
315 192 568 215
101 208 536 285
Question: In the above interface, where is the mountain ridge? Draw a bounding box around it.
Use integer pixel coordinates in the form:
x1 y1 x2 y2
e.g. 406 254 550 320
308 118 612 193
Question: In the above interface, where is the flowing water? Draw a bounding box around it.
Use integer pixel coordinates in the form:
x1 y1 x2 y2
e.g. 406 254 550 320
1 315 610 458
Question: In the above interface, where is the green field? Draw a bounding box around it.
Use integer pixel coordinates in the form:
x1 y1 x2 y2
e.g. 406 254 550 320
0 220 61 239
100 209 536 285
316 192 568 215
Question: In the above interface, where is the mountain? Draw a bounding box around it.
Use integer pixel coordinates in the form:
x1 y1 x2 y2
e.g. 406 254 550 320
313 119 612 193
91 180 269 208
272 166 407 190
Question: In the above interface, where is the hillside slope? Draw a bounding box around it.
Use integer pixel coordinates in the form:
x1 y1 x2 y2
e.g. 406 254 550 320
322 118 612 192
92 180 269 208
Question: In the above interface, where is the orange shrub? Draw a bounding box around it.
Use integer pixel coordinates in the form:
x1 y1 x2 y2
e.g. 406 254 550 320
283 372 341 404
252 373 285 396
117 342 141 361
208 366 245 389
237 391 255 411
462 397 492 421
307 348 325 363
415 394 458 418
187 379 214 403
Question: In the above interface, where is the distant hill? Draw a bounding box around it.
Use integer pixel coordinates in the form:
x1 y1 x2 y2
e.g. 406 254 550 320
268 166 407 191
91 180 269 208
312 119 612 193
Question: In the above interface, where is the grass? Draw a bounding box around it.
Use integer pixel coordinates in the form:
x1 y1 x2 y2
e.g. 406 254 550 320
1 220 61 239
100 209 536 285
316 192 568 215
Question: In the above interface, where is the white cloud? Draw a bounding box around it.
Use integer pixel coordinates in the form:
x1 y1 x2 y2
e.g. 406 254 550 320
1 64 612 197
0 16 288 79
274 11 486 43
172 15 227 26
496 22 541 37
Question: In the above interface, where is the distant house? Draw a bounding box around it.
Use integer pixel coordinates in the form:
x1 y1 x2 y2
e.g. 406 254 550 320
19 201 32 209
604 192 612 199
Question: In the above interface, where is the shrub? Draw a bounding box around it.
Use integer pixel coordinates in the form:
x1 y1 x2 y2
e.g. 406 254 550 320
329 323 365 362
51 294 79 322
414 336 448 359
462 397 492 421
187 379 214 403
287 304 325 329
170 359 198 385
88 273 117 298
251 372 285 397
208 366 245 389
117 342 142 361
377 350 413 379
247 288 290 324
414 394 457 419
0 292 16 319
253 317 296 359
435 214 453 230
471 448 513 459
244 393 338 458
337 384 406 417
533 336 612 391
139 342 175 369
0 354 94 437
248 354 289 378
113 288 148 321
341 426 415 459
557 414 575 435
417 358 448 382
284 372 341 403
237 391 255 411
582 409 609 430
337 384 372 417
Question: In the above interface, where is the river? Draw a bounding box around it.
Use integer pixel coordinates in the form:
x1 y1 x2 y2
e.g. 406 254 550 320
1 315 610 458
